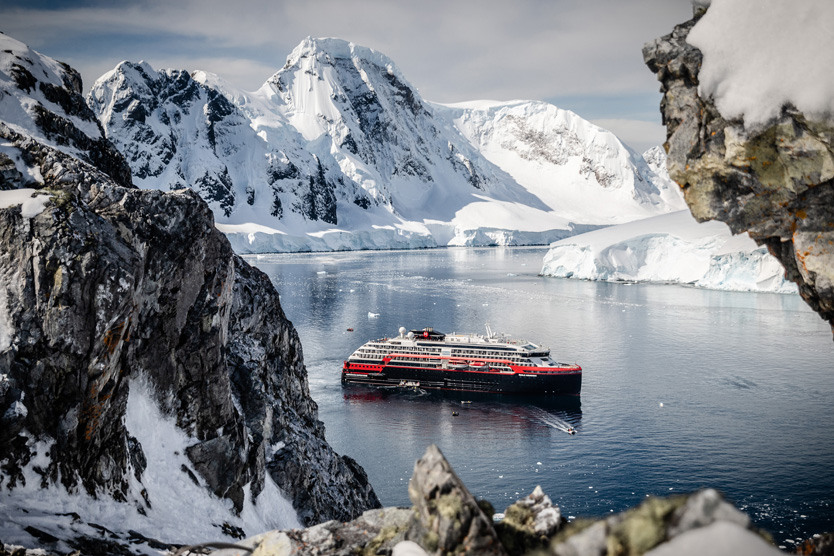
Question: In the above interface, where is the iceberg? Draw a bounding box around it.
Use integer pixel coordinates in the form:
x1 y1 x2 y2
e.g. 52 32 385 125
541 211 796 294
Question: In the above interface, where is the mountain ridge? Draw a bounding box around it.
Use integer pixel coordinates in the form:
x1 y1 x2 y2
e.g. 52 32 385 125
89 37 685 253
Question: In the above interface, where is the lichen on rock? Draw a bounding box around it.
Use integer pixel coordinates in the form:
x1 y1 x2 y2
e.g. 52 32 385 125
406 444 507 556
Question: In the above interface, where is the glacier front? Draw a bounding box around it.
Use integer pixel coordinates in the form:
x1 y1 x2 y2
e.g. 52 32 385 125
541 210 796 294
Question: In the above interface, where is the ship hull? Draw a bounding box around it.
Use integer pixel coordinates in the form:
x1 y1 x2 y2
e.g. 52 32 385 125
341 362 581 395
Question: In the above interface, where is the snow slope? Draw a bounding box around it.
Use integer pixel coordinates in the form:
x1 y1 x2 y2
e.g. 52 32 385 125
0 381 300 554
90 38 684 253
541 210 796 293
434 100 685 225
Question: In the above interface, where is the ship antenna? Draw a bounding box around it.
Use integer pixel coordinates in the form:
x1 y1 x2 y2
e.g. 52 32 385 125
485 322 493 338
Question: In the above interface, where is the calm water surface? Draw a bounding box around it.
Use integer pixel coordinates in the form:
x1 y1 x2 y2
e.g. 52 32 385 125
248 247 834 546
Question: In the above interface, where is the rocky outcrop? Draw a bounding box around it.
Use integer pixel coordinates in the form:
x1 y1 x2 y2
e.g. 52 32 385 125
406 444 507 556
643 10 834 336
0 33 379 553
197 445 785 556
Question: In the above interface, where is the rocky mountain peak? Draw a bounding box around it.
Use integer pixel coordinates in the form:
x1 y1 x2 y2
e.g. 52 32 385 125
0 32 132 188
88 36 682 253
274 37 411 94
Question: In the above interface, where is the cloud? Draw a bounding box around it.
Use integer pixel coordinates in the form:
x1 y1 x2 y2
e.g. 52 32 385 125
0 0 694 108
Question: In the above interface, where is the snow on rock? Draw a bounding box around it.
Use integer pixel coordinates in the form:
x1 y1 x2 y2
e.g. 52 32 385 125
0 32 131 188
541 210 796 293
687 0 834 130
645 521 783 556
89 38 683 253
0 188 51 218
0 381 301 555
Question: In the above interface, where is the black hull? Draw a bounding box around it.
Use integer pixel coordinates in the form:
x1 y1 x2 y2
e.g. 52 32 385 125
341 364 581 396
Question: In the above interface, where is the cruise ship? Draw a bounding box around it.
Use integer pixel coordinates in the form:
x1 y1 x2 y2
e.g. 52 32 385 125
342 326 581 395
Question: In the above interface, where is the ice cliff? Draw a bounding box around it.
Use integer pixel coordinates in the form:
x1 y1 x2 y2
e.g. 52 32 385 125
0 32 378 554
541 210 796 293
88 38 684 253
644 1 834 334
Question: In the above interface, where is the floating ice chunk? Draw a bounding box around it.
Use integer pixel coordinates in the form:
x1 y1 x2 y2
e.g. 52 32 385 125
659 402 664 407
537 462 542 465
368 312 380 318
316 270 326 275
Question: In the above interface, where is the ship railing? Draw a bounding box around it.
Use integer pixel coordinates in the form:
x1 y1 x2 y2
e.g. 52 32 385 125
385 353 533 373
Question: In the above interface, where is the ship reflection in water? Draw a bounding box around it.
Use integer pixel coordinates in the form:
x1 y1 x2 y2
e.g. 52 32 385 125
341 384 582 436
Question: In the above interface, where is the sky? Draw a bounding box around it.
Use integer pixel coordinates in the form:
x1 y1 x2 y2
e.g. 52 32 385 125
0 0 695 153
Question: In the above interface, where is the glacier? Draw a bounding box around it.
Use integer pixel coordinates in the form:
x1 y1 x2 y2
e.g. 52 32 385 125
541 210 796 294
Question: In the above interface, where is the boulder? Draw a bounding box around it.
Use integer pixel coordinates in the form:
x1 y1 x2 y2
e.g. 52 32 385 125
405 444 507 556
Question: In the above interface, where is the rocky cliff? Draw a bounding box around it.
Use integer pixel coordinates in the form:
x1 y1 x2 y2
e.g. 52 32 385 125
0 32 378 554
643 8 834 336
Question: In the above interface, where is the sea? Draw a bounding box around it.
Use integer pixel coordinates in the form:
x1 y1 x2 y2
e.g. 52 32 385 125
248 246 834 548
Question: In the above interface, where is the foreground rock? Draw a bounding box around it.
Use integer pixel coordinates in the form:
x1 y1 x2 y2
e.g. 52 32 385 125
209 445 786 556
643 7 834 337
406 444 507 556
0 32 378 553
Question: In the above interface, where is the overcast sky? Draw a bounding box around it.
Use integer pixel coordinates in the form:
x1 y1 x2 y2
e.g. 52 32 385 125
0 0 695 153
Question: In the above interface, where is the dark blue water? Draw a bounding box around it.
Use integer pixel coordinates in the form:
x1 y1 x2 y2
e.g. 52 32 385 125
248 247 834 547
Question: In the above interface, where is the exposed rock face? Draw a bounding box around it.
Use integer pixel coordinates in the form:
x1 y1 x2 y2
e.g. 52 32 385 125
644 11 834 337
0 32 379 552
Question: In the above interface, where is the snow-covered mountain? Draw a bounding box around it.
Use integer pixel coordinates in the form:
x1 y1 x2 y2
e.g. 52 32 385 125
435 101 684 224
541 210 796 293
89 37 685 252
0 34 132 188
